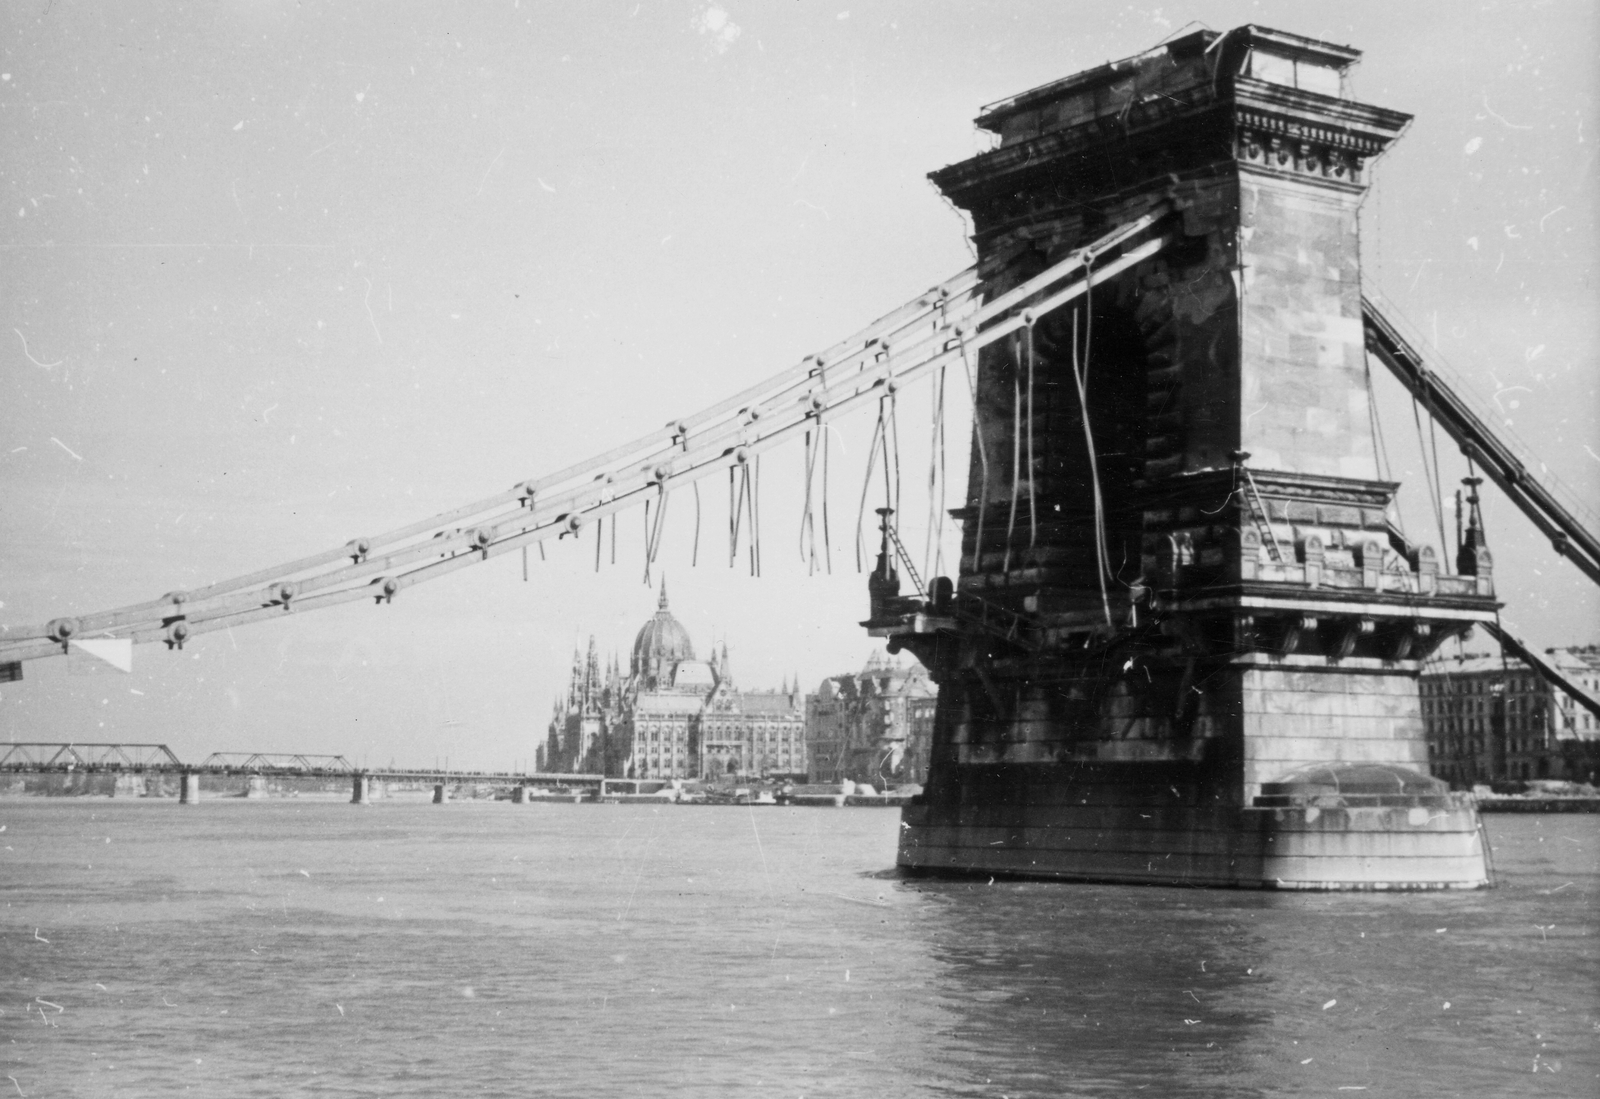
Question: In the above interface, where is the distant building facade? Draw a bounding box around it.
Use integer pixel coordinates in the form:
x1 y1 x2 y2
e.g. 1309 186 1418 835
1421 646 1600 787
539 584 806 780
806 652 936 786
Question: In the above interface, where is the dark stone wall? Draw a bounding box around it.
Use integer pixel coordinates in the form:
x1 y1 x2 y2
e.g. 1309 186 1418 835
956 177 1245 602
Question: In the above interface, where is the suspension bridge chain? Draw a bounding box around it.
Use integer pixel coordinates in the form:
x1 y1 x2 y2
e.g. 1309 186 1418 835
1363 291 1600 588
0 210 1173 667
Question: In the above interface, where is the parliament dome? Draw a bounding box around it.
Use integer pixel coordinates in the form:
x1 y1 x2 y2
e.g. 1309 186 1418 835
631 581 696 678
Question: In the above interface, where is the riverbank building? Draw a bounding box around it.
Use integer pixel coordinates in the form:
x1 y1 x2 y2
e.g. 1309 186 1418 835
1421 645 1600 787
806 651 937 787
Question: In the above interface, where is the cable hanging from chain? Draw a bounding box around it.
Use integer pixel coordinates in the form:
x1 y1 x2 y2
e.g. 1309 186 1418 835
957 326 990 582
1069 272 1113 629
856 397 888 573
1411 388 1450 560
1024 314 1038 551
797 356 833 576
924 361 947 584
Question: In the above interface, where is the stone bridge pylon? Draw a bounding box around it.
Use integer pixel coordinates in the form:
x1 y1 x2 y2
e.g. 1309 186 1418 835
869 26 1499 888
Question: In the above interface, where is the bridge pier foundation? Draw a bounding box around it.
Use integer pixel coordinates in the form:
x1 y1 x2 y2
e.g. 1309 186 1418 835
351 773 371 805
178 772 200 805
432 782 450 804
111 773 146 798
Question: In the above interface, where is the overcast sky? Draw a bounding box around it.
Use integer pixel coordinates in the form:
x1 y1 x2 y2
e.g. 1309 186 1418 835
3 1 1595 769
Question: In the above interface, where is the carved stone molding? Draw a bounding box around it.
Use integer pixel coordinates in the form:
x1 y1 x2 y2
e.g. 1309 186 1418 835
1386 621 1432 662
1326 617 1377 661
1230 95 1402 189
1279 615 1319 655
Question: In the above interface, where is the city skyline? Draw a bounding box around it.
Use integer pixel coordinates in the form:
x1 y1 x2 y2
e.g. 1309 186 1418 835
3 3 1595 770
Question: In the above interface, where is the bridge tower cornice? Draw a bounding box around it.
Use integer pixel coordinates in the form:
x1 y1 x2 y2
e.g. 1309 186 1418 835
931 26 1411 240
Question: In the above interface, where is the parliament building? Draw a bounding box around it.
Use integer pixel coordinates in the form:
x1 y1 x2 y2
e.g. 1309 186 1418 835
539 584 806 780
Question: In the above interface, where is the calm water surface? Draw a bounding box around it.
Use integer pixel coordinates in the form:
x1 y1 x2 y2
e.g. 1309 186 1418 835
1 797 1596 1097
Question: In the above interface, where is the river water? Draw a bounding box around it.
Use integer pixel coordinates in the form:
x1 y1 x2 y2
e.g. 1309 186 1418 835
1 797 1595 1097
